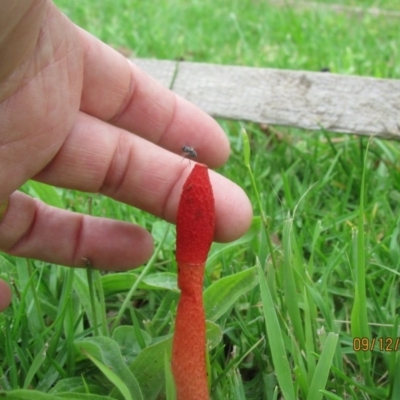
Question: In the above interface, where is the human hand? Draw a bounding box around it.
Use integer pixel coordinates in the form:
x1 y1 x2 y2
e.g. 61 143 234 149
0 1 252 311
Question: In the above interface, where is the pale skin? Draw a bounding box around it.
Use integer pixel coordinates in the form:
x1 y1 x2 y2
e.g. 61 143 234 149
0 1 253 311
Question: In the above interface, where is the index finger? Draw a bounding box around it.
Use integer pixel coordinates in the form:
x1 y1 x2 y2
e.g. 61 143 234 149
35 112 252 243
77 27 230 168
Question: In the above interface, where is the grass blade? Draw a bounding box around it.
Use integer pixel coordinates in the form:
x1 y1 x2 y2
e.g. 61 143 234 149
306 332 338 400
164 350 176 400
111 224 170 331
350 139 371 384
23 342 49 389
282 216 305 348
257 259 295 400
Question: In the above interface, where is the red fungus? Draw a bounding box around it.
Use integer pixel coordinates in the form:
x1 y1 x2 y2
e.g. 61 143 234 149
172 163 215 400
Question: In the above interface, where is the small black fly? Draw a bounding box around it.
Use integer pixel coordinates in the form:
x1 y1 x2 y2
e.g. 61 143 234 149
181 146 197 159
180 146 198 164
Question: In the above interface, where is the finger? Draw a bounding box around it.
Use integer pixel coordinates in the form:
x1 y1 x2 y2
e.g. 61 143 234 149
0 280 11 312
0 191 154 270
77 27 229 168
35 113 252 242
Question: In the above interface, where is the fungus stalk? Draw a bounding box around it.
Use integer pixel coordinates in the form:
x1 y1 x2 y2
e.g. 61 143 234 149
172 164 215 400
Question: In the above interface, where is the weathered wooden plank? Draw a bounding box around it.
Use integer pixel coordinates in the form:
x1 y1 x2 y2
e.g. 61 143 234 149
132 58 177 89
269 1 400 19
133 59 400 139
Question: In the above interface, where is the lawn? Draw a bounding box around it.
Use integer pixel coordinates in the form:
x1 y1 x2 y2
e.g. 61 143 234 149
1 0 400 399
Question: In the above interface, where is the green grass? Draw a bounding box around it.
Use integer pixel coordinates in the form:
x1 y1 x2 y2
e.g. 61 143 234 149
1 0 400 399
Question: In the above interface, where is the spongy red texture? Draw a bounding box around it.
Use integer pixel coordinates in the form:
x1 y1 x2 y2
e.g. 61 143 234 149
172 262 208 400
176 164 215 264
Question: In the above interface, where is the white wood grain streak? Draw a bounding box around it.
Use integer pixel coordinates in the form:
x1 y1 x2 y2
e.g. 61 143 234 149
269 0 400 18
133 59 400 139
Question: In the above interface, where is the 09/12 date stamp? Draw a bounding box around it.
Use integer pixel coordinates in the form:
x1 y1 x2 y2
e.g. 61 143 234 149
353 337 400 352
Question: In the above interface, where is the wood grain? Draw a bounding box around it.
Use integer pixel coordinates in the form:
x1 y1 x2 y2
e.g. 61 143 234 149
133 58 400 139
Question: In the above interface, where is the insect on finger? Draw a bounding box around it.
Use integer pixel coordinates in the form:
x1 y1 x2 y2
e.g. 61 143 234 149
180 146 198 164
182 146 197 159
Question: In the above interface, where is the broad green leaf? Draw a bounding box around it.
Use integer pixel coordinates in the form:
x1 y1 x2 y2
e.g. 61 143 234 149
49 377 104 395
307 332 338 400
78 337 143 400
102 272 177 296
112 326 152 364
206 320 223 350
128 322 221 400
204 267 258 321
82 351 133 400
130 337 172 400
142 272 178 292
101 273 138 295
